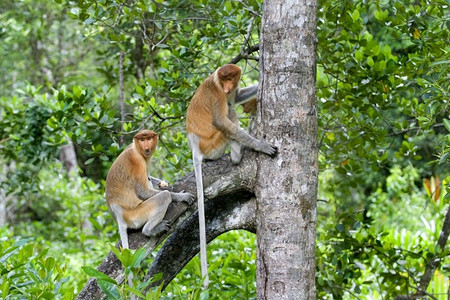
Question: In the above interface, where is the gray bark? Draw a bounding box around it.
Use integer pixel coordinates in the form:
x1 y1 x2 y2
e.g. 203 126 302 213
0 161 16 226
256 0 319 299
0 164 7 226
59 139 78 175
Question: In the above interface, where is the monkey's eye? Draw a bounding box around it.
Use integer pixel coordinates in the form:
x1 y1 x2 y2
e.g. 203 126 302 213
140 139 145 142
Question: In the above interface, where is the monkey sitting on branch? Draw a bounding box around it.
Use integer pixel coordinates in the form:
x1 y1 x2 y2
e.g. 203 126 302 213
105 129 194 250
186 64 278 287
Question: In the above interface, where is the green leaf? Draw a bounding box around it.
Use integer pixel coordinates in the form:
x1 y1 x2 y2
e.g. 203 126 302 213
81 267 117 284
443 119 450 132
439 152 449 165
355 49 364 63
84 158 95 165
73 86 82 98
97 280 121 300
136 85 145 97
131 247 148 268
2 280 10 298
326 132 335 141
351 10 360 22
374 10 388 21
109 244 134 270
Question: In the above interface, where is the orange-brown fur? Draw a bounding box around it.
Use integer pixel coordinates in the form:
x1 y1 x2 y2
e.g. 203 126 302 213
186 64 241 157
105 129 158 219
105 129 193 293
106 129 193 242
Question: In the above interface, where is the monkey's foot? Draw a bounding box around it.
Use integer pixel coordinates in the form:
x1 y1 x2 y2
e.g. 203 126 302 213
149 220 171 236
173 191 195 205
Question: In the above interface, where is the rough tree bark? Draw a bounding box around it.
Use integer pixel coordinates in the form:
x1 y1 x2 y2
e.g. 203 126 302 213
256 0 318 299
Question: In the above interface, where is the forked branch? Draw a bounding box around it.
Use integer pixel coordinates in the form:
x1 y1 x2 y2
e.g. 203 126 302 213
77 151 258 299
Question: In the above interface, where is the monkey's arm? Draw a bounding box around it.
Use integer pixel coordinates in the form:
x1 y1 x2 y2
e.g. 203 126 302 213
135 181 161 200
212 99 277 157
148 177 194 205
234 85 257 105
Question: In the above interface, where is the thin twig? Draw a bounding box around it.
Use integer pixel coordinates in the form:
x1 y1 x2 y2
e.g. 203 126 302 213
229 45 260 64
0 137 12 143
119 51 125 146
388 123 444 137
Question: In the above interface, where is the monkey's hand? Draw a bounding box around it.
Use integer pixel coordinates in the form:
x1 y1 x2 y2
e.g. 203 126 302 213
158 181 169 189
171 191 195 205
255 139 278 158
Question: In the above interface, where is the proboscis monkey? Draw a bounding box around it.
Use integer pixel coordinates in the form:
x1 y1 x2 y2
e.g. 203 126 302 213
186 64 277 287
105 129 194 250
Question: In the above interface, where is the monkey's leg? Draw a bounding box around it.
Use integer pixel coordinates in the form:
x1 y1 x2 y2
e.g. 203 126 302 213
138 191 172 236
110 205 134 298
229 109 243 164
109 204 130 249
230 140 243 164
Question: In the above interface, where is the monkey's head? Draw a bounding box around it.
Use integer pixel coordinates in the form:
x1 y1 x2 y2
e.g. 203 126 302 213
134 129 158 158
218 64 241 94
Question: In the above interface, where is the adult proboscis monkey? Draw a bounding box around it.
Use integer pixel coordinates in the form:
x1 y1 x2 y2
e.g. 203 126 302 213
186 64 277 287
106 129 194 248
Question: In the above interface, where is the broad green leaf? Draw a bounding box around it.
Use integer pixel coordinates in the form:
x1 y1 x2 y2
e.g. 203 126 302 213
73 86 82 98
81 267 117 284
97 280 121 300
374 10 388 21
443 119 450 132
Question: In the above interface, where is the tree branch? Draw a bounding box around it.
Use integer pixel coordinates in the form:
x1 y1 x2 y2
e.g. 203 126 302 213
395 205 450 300
229 44 260 65
144 194 256 290
119 51 125 147
414 205 450 297
77 151 258 299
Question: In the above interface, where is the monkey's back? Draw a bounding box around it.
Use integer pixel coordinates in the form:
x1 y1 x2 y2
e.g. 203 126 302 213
186 75 228 157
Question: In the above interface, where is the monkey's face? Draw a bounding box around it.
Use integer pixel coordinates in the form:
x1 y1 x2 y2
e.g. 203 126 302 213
218 64 241 94
222 78 239 94
134 130 158 158
140 136 157 157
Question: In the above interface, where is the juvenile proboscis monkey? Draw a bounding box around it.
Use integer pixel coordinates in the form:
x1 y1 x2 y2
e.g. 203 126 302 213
105 129 194 249
186 64 277 287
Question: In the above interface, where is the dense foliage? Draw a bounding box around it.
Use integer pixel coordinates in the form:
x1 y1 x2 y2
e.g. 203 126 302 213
0 0 448 298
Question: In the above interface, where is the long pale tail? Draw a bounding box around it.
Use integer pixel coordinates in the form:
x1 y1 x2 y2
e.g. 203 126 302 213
118 222 136 299
192 150 209 288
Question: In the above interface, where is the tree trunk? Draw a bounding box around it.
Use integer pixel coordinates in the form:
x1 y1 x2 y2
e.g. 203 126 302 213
256 0 318 299
78 2 319 297
59 139 78 175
